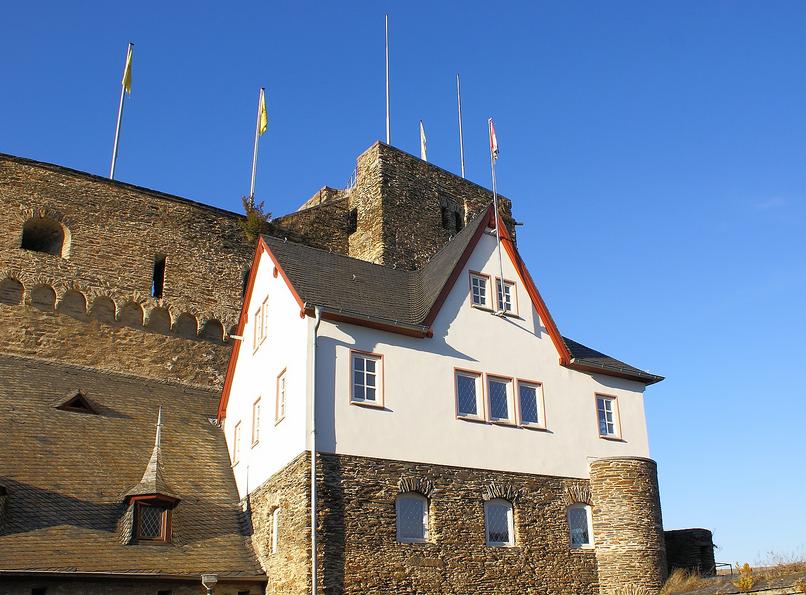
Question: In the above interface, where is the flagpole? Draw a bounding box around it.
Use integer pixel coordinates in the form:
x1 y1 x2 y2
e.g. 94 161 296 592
457 74 465 178
249 88 264 199
488 118 506 314
110 42 133 180
385 14 390 144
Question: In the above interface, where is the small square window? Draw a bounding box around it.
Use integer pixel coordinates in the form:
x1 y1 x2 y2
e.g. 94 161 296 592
517 381 545 428
596 395 620 438
251 398 261 446
496 278 516 314
487 376 515 423
276 370 287 423
485 499 514 546
135 501 169 542
455 371 483 420
469 273 489 308
351 352 382 405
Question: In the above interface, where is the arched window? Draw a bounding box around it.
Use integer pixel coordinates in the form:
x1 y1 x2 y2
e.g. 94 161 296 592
484 498 514 546
21 216 69 257
396 492 428 543
567 503 593 548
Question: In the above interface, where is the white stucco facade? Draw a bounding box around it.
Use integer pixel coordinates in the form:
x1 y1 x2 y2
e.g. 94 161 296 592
224 231 653 497
223 250 310 499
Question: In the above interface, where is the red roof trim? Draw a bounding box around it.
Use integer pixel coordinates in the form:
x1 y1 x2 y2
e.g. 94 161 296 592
422 205 493 327
497 215 572 365
217 239 267 421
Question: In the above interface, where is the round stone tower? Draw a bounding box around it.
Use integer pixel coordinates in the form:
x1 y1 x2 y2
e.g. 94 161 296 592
589 457 667 594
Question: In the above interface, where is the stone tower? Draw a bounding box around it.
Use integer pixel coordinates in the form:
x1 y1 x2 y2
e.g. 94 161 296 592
589 457 668 594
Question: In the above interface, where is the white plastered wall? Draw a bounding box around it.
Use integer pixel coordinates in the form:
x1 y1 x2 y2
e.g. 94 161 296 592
314 231 651 479
224 250 310 498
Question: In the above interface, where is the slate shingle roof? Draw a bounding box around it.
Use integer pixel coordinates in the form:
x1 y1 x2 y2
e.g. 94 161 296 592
263 206 662 384
0 354 263 578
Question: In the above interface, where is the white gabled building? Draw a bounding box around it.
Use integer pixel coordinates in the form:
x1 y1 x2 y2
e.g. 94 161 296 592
219 144 667 595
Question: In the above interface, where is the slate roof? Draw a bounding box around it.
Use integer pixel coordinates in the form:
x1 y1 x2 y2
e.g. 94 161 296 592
263 203 490 330
263 206 662 385
0 354 263 579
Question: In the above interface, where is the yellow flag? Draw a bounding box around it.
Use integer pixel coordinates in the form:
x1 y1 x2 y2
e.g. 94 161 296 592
258 88 268 136
121 43 133 95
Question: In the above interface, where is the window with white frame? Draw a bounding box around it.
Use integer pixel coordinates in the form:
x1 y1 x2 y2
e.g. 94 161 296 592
567 503 593 548
484 499 514 546
596 395 619 438
487 376 515 423
470 273 489 307
251 398 261 445
455 371 483 419
253 296 268 351
271 507 280 553
396 493 428 543
351 352 381 404
232 421 241 465
496 279 516 314
276 370 287 423
517 381 544 427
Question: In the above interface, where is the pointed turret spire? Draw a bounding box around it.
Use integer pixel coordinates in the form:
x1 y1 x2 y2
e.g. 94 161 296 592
124 406 180 502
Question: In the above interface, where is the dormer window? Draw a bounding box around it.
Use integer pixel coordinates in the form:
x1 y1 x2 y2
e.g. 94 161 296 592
54 390 98 415
135 500 170 543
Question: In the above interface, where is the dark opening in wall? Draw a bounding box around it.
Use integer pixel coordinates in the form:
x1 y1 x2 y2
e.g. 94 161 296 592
242 266 251 297
454 211 464 231
31 588 47 595
152 254 166 299
347 208 358 234
21 217 67 257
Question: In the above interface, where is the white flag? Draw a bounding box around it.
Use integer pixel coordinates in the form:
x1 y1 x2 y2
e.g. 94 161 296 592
419 120 427 162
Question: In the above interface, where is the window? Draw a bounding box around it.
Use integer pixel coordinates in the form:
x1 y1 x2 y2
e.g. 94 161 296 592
31 588 47 595
568 504 593 548
251 398 261 446
517 381 544 428
232 421 241 464
455 371 483 419
135 501 169 542
487 376 515 423
470 273 489 307
20 216 68 257
276 370 287 423
495 278 516 314
271 508 280 553
253 296 268 351
596 395 620 438
151 254 166 298
347 208 358 234
396 493 428 543
484 499 514 546
351 351 382 405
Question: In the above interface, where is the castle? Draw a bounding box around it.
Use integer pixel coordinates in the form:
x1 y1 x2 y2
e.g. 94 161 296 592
1 142 670 594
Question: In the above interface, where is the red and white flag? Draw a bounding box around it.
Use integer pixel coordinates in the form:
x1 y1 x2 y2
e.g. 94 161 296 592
488 117 499 161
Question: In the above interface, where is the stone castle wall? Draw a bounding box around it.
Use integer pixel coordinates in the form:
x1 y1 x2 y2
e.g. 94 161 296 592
246 453 311 595
315 452 599 594
275 143 514 271
589 457 667 594
0 154 253 343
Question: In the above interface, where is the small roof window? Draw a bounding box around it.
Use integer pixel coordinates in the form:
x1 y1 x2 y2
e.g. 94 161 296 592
54 390 98 415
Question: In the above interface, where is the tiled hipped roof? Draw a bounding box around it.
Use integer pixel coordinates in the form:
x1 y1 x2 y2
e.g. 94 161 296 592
263 208 662 385
0 354 263 579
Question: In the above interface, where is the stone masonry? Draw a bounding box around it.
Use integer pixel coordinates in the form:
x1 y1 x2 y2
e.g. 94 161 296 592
589 457 667 594
277 142 515 271
314 452 599 594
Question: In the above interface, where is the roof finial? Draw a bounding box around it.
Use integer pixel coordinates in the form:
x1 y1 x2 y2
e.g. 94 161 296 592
155 406 163 448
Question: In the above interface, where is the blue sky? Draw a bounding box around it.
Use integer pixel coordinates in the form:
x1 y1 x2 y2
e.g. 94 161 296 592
2 1 804 565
